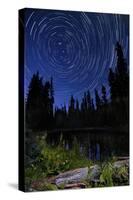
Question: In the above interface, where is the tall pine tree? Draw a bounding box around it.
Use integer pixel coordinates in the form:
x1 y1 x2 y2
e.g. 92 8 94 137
95 89 101 110
26 71 44 130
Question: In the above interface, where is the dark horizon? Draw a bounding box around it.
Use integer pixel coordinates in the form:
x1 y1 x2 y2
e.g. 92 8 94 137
23 9 129 108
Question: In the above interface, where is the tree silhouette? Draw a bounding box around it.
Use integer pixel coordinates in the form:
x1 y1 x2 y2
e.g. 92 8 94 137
108 42 129 125
95 89 101 110
26 72 54 130
101 85 107 105
109 42 129 102
115 42 129 99
87 90 91 110
26 71 44 130
26 43 129 130
76 99 79 111
91 98 95 111
108 68 116 101
49 77 54 127
69 95 75 114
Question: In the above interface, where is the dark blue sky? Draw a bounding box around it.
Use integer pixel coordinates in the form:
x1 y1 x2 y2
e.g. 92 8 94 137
24 8 129 107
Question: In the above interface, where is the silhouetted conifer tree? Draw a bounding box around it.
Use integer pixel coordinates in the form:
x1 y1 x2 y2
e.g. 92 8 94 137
101 85 107 105
69 95 75 114
115 42 129 99
108 68 116 101
95 89 101 110
26 71 44 130
91 98 95 111
87 90 91 110
109 42 129 102
76 99 79 111
26 72 55 130
108 42 129 125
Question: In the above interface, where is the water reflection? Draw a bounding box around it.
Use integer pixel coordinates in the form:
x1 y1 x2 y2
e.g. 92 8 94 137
46 130 129 161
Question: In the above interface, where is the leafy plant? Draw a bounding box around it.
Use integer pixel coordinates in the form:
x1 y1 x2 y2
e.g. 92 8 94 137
112 166 129 185
100 163 113 186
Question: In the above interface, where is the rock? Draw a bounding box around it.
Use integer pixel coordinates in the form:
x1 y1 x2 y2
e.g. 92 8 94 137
55 167 88 187
88 165 101 183
113 159 129 168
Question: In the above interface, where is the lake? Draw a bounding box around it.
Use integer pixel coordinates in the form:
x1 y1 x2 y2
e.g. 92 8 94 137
46 128 129 161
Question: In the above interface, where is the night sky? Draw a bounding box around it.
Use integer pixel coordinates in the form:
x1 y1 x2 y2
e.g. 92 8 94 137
24 8 129 107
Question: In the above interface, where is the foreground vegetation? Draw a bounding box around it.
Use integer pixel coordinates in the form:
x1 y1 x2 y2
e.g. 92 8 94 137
25 134 129 191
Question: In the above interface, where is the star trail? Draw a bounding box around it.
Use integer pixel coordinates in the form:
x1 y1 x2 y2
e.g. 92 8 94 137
24 8 129 107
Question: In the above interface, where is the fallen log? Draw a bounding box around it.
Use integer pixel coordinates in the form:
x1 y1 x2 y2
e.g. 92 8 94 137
64 182 86 189
55 167 88 187
117 156 129 161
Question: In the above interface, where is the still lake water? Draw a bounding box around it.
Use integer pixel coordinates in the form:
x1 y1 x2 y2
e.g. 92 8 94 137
46 129 129 161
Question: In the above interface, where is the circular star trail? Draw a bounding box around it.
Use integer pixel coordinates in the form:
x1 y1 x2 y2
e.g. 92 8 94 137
25 9 129 106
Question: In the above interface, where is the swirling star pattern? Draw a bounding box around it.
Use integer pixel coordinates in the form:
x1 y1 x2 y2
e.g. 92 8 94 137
24 9 129 107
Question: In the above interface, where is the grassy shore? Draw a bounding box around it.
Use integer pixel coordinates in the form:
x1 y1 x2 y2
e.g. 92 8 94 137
25 134 129 191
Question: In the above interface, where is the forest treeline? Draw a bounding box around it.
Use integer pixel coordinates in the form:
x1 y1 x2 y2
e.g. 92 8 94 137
26 42 129 130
